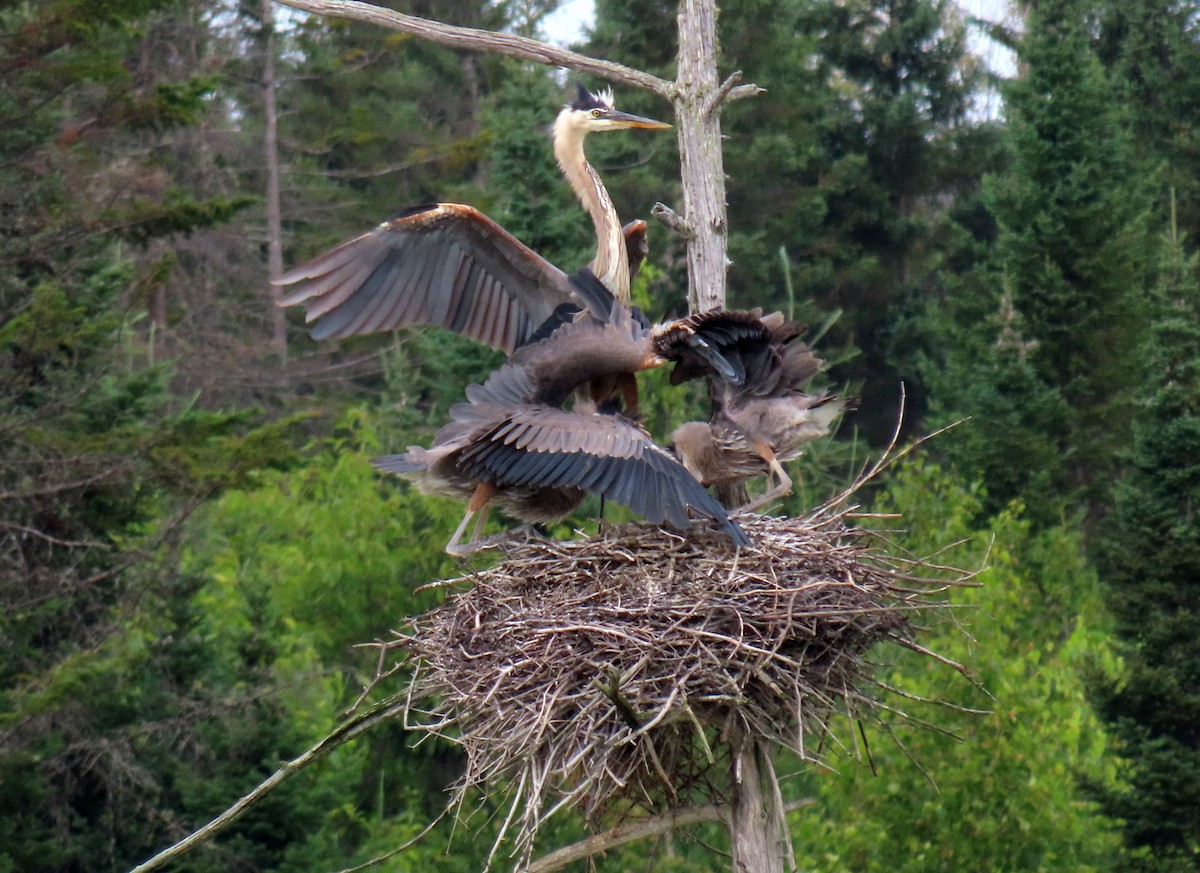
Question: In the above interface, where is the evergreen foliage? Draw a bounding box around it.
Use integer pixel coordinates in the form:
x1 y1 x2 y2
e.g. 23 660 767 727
3 0 1198 868
926 0 1153 524
0 256 302 870
1096 197 1200 872
722 0 993 441
486 69 592 268
179 409 492 870
1095 0 1200 249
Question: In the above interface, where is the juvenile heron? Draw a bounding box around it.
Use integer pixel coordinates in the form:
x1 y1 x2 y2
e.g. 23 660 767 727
671 313 849 510
376 401 749 555
273 86 669 346
372 270 757 555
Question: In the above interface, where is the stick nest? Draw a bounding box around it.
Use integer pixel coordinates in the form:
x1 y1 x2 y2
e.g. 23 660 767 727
396 505 966 862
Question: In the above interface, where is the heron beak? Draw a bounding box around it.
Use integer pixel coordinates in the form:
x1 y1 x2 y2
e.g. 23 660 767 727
603 109 672 131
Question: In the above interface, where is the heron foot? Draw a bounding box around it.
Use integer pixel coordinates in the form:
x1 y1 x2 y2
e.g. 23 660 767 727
447 525 548 557
740 481 793 513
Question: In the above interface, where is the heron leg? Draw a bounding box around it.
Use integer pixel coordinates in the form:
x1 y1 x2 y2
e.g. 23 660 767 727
457 523 547 554
444 510 476 557
618 372 640 418
741 444 792 512
445 482 497 557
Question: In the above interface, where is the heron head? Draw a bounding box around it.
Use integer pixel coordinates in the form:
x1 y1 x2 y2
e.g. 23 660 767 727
562 83 672 134
670 421 715 482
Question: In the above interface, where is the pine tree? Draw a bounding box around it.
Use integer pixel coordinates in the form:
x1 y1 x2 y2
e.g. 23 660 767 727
927 0 1153 523
589 0 996 441
0 4 319 869
1096 192 1200 873
1095 0 1200 253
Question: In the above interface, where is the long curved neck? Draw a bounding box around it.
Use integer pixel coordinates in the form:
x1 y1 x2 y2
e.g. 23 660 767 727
554 118 629 303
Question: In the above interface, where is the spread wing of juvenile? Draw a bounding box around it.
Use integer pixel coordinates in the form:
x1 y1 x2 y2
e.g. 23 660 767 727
671 312 848 509
274 203 582 353
454 406 749 545
458 268 749 414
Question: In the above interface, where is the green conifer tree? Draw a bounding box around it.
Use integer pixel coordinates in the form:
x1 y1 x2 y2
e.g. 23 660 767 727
927 0 1153 523
1095 0 1200 251
589 0 995 441
1096 193 1200 873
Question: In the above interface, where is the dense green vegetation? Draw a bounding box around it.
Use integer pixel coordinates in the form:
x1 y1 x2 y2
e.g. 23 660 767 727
2 0 1198 870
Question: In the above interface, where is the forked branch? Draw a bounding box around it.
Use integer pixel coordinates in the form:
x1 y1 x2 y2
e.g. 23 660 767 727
525 799 816 873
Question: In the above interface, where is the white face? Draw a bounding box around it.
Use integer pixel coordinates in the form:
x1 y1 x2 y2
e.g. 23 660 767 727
558 89 671 136
588 115 631 133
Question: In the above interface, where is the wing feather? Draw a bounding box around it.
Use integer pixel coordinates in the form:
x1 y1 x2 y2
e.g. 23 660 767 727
448 406 746 544
276 204 581 352
296 257 380 319
363 253 421 334
315 250 408 338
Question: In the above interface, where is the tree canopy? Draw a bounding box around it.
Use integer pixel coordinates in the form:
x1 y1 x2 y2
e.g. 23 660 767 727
3 0 1198 869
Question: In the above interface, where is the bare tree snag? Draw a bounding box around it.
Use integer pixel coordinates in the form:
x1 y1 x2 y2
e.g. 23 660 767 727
673 0 731 312
257 3 779 871
272 0 762 317
730 724 788 873
262 0 288 363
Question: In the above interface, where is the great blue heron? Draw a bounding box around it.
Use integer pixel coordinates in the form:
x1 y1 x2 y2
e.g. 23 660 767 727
372 270 755 555
671 313 849 510
273 86 669 346
376 401 749 555
470 269 739 415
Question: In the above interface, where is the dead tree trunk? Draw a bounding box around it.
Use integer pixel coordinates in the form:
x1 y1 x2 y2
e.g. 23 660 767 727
673 6 783 867
262 0 288 364
673 0 729 313
259 2 782 870
730 723 788 873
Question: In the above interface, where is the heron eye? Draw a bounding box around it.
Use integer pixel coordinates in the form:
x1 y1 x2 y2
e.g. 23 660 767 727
591 109 603 118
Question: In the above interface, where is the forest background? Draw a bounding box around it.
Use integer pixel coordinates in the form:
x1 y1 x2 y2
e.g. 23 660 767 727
2 0 1199 870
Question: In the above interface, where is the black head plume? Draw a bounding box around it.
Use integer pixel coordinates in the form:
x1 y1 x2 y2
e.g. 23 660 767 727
571 83 613 112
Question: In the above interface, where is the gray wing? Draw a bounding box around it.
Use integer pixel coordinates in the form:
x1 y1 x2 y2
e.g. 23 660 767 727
275 203 580 354
456 407 749 546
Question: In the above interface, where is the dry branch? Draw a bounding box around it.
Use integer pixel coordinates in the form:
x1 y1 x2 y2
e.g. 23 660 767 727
274 0 673 97
129 696 406 873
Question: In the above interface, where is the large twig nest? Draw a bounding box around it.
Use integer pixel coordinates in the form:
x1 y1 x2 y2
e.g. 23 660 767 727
396 504 969 864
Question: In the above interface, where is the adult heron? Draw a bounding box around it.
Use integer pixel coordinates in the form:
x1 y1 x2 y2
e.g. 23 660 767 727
273 86 670 348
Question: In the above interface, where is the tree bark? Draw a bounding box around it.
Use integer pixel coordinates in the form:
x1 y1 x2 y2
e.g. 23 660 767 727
271 0 762 315
276 0 672 97
255 5 783 872
673 0 729 313
730 724 789 873
262 0 288 363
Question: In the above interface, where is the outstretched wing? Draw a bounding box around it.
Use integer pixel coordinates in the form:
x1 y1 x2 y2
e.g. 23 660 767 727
663 310 824 397
455 406 749 546
658 309 773 386
275 203 584 354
